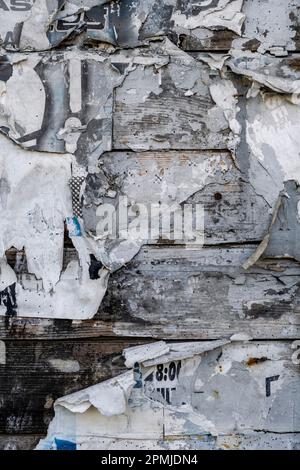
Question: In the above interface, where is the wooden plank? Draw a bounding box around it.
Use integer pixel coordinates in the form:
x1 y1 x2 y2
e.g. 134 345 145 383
2 246 300 340
0 338 147 435
83 150 270 245
0 435 42 450
180 30 239 52
113 61 232 151
98 246 300 339
1 432 300 450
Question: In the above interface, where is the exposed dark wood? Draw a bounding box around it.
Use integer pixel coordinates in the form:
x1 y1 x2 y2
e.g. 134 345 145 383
0 338 149 435
180 30 238 52
113 62 231 152
0 435 42 450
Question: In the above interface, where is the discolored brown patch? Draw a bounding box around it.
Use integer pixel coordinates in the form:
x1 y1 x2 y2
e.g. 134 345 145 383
246 357 268 366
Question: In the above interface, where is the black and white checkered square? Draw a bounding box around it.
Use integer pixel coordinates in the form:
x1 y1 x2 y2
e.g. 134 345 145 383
69 176 85 218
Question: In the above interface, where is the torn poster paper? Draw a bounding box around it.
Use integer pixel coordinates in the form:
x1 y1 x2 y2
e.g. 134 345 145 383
232 56 300 268
37 340 300 450
0 0 246 51
245 90 300 208
0 133 110 319
0 133 72 292
0 43 238 319
0 44 234 161
0 0 111 51
218 50 300 269
2 0 299 53
227 51 300 94
1 31 300 320
189 0 300 53
0 49 126 169
242 0 300 54
243 181 300 268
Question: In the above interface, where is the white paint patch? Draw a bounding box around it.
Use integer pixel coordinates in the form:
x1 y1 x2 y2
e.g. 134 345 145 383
48 359 80 373
0 340 5 365
69 59 82 114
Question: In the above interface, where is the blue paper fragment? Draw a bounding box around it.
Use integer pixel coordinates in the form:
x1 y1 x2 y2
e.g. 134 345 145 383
55 438 76 450
66 216 82 237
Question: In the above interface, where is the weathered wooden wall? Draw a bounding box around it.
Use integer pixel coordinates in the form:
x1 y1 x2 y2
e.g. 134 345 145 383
0 0 300 450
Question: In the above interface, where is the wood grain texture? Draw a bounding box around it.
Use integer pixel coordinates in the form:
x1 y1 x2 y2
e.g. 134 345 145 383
179 30 239 52
113 62 232 151
0 435 42 450
0 338 147 435
2 246 300 340
83 150 271 245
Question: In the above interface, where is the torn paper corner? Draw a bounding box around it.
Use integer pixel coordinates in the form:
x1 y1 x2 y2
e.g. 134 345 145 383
244 180 300 269
230 333 253 342
124 339 231 368
243 192 282 270
123 341 170 368
56 370 135 417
